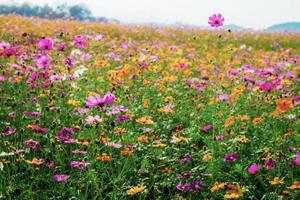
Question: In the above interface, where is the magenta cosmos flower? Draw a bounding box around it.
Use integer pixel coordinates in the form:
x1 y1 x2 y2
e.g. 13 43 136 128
86 92 115 108
224 153 238 162
208 13 225 28
38 38 54 50
70 161 90 169
248 163 260 174
201 124 212 132
54 174 70 182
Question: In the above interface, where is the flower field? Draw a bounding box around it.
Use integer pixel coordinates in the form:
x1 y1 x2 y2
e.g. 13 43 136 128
0 15 300 199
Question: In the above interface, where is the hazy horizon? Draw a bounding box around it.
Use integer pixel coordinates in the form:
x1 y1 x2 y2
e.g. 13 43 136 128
1 0 300 29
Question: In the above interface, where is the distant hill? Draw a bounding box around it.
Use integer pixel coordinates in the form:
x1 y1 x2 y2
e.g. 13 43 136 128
222 24 244 30
267 22 300 32
0 3 119 23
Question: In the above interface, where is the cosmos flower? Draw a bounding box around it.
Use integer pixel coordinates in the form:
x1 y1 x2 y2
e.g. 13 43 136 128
58 128 76 143
0 41 10 50
276 98 294 112
179 155 193 164
38 38 54 50
37 55 51 69
70 161 90 169
54 174 70 182
71 150 87 155
293 153 300 166
224 153 238 162
176 183 191 191
24 139 41 151
3 127 16 136
74 35 88 48
219 94 230 100
208 13 225 28
85 115 102 125
86 92 116 108
248 163 260 174
127 185 146 196
201 124 213 132
26 158 44 165
264 159 277 170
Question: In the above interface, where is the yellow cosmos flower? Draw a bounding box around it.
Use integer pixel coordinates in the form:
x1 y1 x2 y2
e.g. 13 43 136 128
269 177 284 185
136 116 154 125
127 185 146 196
67 100 81 106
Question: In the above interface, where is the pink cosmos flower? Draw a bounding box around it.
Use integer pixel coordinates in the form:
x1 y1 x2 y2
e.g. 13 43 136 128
201 124 213 132
248 163 260 174
0 76 4 83
38 38 54 50
37 55 51 69
105 142 122 148
293 153 300 166
86 92 115 108
0 41 10 50
70 161 90 169
74 35 87 49
4 127 16 136
264 159 277 170
208 13 225 28
85 115 102 125
54 174 70 182
71 150 87 155
219 94 230 100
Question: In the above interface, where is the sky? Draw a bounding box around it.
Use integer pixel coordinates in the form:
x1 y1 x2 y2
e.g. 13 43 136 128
1 0 300 29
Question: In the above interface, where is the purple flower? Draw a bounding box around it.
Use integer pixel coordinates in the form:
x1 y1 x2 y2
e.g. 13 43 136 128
4 127 16 136
24 139 41 151
178 171 193 179
201 124 212 133
224 153 238 162
176 183 191 191
38 38 54 50
70 161 90 169
74 35 87 49
86 92 115 108
58 128 76 143
264 159 277 170
116 115 131 121
179 155 193 164
190 180 205 191
54 174 70 182
248 163 260 174
208 13 224 28
65 56 76 67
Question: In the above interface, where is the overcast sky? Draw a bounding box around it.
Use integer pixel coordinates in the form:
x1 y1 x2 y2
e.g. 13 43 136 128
1 0 300 29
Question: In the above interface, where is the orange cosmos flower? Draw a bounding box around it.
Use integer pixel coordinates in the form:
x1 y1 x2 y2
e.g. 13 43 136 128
96 153 111 162
26 158 44 165
120 148 133 157
252 117 262 125
276 98 294 112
